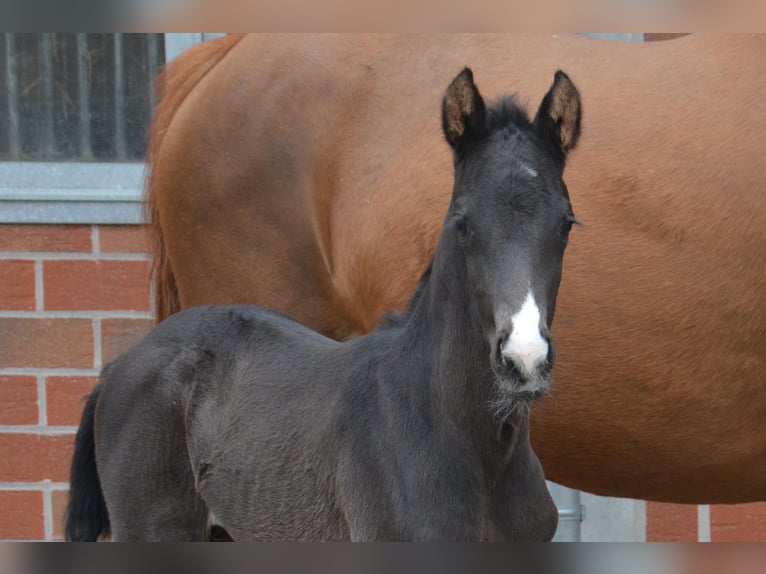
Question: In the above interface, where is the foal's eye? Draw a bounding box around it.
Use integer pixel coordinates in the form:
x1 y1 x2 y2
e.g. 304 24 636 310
560 216 577 238
455 215 471 238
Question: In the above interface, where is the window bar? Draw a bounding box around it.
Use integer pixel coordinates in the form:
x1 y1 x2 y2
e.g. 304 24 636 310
40 33 56 157
77 33 92 159
147 33 160 113
113 33 127 160
5 34 21 158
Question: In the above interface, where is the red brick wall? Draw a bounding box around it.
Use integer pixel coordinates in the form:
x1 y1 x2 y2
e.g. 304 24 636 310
1 223 763 541
647 502 766 542
0 224 153 540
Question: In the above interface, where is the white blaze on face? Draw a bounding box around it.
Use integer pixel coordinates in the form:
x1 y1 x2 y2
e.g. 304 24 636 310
501 291 549 378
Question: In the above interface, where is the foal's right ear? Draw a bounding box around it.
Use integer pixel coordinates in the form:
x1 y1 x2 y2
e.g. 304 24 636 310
442 68 487 151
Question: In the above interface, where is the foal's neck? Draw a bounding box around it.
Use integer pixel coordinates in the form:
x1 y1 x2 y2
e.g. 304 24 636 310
402 229 510 440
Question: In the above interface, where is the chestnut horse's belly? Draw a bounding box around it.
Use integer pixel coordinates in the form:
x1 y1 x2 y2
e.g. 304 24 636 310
531 162 766 503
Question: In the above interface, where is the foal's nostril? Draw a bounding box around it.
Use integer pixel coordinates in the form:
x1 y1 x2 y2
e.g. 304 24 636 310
498 325 550 379
545 339 555 366
496 330 510 363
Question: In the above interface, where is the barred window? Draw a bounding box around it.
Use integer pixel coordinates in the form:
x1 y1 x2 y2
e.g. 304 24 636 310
0 33 165 162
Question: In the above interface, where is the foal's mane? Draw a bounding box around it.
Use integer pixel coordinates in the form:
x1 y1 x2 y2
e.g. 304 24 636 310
376 262 433 329
485 95 532 134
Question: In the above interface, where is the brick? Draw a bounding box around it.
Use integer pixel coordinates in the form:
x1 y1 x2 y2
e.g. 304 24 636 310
98 225 149 254
711 502 766 542
46 376 99 426
0 490 44 540
646 502 697 542
0 318 93 368
44 260 151 311
101 318 154 363
0 375 38 425
52 489 69 540
0 260 36 310
0 225 91 253
0 434 74 482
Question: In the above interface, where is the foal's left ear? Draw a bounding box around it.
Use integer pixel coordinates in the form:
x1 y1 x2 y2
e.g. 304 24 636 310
534 71 581 157
442 68 487 150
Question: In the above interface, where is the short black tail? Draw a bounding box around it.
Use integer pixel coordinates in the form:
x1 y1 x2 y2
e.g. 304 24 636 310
65 384 110 541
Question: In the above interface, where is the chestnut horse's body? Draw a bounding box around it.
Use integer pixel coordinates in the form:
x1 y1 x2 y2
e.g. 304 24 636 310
148 34 766 503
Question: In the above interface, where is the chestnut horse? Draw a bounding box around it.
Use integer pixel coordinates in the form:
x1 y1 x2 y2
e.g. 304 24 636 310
146 34 766 504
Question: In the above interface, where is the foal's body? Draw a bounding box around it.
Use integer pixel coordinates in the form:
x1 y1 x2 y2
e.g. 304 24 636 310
68 69 581 541
96 302 553 541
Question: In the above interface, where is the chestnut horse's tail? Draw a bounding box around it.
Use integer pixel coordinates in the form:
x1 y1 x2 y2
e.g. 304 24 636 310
145 34 245 323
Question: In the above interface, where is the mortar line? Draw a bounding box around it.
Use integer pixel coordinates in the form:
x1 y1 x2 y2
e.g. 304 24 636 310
0 252 149 261
698 505 711 542
42 480 54 540
91 225 100 254
35 259 44 310
37 375 47 426
0 482 69 490
0 425 78 434
93 317 102 369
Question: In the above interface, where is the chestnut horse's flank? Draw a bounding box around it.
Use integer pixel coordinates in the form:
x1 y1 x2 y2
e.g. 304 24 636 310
146 34 766 503
68 69 582 541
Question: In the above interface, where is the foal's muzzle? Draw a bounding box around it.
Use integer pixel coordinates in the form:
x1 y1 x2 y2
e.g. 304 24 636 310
492 329 554 395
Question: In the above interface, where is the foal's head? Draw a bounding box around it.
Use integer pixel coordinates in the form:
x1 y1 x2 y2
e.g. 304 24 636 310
441 68 581 401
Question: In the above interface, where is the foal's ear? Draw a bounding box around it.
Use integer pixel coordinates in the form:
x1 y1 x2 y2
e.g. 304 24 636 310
534 71 581 157
442 68 487 150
